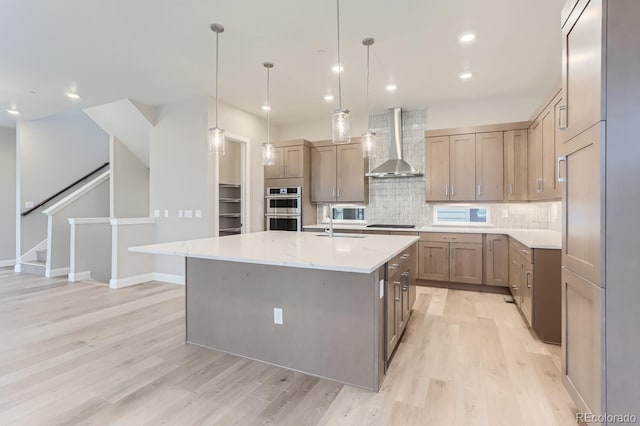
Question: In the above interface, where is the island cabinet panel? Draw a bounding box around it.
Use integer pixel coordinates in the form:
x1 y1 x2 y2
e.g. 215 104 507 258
449 134 476 201
475 132 504 201
425 136 450 201
449 242 483 285
385 278 398 361
504 130 528 201
485 234 509 287
418 241 449 281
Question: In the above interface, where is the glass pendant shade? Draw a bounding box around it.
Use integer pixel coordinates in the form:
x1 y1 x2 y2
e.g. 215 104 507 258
332 109 351 144
361 130 376 158
262 143 275 166
208 127 225 155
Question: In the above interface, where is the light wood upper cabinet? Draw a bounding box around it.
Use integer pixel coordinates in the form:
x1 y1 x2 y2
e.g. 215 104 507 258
310 143 367 203
425 136 450 201
560 0 604 143
475 132 504 201
504 130 528 201
449 134 476 201
528 120 543 199
449 242 483 285
336 144 366 202
264 147 284 180
264 146 304 179
310 146 337 203
485 235 509 287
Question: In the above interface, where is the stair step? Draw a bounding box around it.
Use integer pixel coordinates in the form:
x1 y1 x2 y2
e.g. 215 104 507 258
21 262 46 276
36 249 47 262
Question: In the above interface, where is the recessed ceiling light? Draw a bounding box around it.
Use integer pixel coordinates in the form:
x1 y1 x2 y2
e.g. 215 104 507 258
7 108 20 116
261 104 271 111
324 94 334 102
459 32 476 44
332 64 344 73
65 91 80 100
459 72 473 80
386 84 398 92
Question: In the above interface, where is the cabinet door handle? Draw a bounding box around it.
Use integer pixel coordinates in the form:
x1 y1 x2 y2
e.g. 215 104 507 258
393 281 401 301
526 271 532 288
558 105 567 130
402 285 408 292
401 271 409 277
444 185 449 197
512 285 518 290
332 188 336 201
337 187 341 199
400 254 410 260
451 185 455 197
537 178 543 193
557 156 567 183
509 183 513 197
477 183 482 197
389 263 399 270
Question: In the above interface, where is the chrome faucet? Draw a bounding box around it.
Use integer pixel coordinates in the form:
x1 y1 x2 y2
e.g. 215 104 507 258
326 203 334 238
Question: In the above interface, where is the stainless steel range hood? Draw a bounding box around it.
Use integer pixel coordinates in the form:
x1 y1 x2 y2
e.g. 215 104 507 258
366 108 423 178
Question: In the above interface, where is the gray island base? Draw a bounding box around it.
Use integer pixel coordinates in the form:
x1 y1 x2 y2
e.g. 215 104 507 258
187 258 385 391
130 231 419 392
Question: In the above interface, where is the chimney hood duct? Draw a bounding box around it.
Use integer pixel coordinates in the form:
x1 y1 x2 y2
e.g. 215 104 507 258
365 108 424 178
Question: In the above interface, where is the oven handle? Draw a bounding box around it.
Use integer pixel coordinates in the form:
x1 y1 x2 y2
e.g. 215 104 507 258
265 195 301 199
264 214 301 217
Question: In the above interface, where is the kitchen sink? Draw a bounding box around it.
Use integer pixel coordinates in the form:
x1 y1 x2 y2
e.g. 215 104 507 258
314 234 367 239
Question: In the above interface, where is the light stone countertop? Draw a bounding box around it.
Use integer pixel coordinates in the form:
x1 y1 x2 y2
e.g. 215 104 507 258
303 224 561 250
130 231 419 274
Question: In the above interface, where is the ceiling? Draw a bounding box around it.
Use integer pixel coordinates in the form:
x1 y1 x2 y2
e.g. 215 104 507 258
0 0 565 129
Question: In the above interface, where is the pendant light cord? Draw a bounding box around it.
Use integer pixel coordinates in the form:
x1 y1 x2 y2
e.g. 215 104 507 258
215 30 220 128
266 67 270 143
336 0 343 111
366 44 370 127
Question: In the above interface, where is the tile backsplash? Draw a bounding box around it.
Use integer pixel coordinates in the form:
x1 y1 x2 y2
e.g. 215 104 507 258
316 108 562 231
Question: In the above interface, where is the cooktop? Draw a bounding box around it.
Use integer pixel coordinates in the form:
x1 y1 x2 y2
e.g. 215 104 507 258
365 224 417 229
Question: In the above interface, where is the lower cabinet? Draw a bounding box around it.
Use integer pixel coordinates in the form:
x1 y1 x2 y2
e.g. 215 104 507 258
508 237 561 344
385 246 415 362
485 234 509 286
417 233 482 285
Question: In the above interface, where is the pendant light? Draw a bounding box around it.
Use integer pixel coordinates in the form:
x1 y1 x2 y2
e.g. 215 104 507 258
361 37 376 158
331 0 350 144
262 62 276 166
209 23 225 155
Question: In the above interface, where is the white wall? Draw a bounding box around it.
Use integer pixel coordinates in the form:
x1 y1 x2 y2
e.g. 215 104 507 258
111 136 150 218
17 110 109 255
69 220 111 283
150 97 210 275
0 127 16 264
278 92 542 141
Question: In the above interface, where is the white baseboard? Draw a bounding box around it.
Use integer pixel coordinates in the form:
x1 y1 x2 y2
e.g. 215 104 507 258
68 271 91 282
0 259 16 268
46 267 70 278
14 264 21 272
153 273 185 285
109 272 155 289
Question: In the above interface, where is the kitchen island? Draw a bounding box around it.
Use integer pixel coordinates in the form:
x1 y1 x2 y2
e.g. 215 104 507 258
130 231 418 391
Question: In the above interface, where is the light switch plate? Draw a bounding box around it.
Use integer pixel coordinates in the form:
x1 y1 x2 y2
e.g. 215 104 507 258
184 209 193 218
502 209 509 218
24 201 34 209
195 209 202 219
153 209 160 218
178 209 183 218
164 210 169 218
273 308 283 325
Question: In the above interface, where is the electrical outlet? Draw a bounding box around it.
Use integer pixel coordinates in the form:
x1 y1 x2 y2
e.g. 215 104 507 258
273 308 283 325
153 209 160 218
164 210 169 218
502 209 509 218
178 209 183 218
379 279 384 299
195 209 202 219
184 209 193 219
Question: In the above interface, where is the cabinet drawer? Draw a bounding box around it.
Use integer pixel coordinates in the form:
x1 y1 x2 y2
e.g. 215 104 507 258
510 238 533 264
419 232 482 244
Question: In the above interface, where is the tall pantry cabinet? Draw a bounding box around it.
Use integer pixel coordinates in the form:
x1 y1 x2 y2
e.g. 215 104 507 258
559 0 640 421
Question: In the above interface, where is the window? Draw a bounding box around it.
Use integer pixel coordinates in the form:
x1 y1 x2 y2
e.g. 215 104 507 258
433 205 489 225
321 205 366 223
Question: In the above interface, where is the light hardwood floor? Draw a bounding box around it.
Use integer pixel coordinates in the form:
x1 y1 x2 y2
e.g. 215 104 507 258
0 267 577 425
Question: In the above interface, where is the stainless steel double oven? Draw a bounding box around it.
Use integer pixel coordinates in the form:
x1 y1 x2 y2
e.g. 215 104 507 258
265 187 302 231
